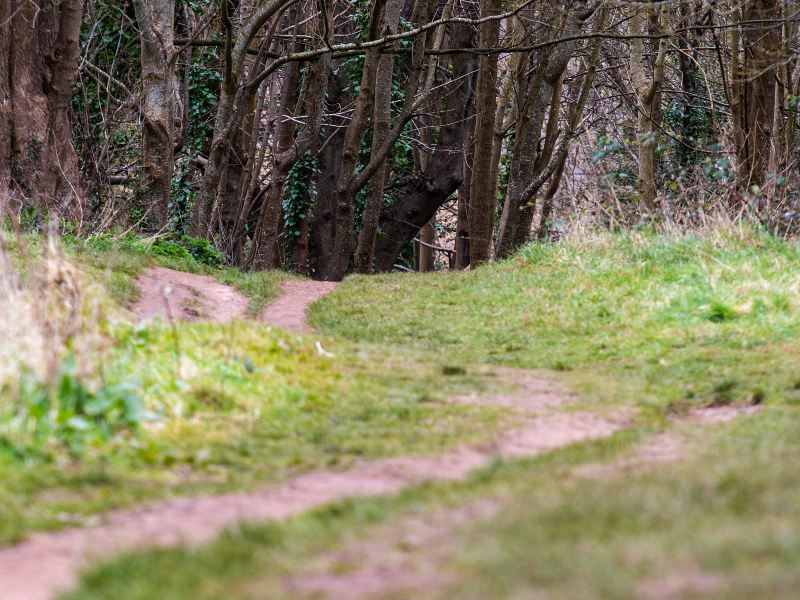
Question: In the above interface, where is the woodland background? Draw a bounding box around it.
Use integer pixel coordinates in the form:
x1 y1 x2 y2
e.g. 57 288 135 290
1 0 798 279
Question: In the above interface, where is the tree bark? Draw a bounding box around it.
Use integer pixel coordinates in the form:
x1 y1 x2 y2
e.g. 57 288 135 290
132 0 176 230
354 0 402 274
739 0 781 191
372 20 477 272
1 0 85 217
629 3 669 211
326 1 387 280
466 0 502 266
495 2 596 258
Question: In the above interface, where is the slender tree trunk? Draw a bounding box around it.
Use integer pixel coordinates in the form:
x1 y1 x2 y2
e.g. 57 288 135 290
133 0 176 230
455 126 474 270
326 1 387 280
354 0 402 274
418 219 435 272
466 0 502 266
496 2 597 258
249 54 330 269
192 0 294 236
629 3 669 211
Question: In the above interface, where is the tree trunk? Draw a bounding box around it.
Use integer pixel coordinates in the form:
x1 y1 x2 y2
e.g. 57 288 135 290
354 0 402 274
418 219 435 272
372 20 477 272
466 0 502 266
495 2 597 258
629 3 669 211
132 0 176 230
326 1 387 280
1 0 85 217
739 0 781 191
0 0 14 210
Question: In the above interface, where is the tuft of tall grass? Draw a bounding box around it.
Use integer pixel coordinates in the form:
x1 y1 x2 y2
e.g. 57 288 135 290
0 234 142 455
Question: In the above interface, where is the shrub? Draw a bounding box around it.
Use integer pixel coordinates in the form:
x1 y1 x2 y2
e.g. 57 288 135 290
179 235 224 266
149 238 193 261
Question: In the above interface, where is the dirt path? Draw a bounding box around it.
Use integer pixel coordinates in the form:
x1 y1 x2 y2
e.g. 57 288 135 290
131 267 249 322
260 279 338 333
131 267 337 333
0 271 627 600
282 404 763 600
0 369 626 600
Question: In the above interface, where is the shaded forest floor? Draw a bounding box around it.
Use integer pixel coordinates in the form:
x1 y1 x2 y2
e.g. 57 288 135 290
2 226 800 599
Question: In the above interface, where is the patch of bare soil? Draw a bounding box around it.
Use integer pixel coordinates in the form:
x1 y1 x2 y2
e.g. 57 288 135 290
131 266 249 322
0 367 625 600
574 433 685 480
574 404 764 481
260 280 339 333
685 404 762 424
636 569 725 600
281 499 500 600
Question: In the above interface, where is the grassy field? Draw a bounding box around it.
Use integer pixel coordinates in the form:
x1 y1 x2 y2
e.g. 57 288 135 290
60 226 800 599
0 233 502 544
63 408 800 599
313 226 800 415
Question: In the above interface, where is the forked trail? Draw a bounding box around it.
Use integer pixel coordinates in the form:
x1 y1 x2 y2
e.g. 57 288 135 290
0 269 625 599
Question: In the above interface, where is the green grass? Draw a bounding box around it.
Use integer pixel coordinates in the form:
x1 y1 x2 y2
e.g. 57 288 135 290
20 225 800 598
313 227 800 413
0 234 505 544
0 322 503 544
64 408 800 599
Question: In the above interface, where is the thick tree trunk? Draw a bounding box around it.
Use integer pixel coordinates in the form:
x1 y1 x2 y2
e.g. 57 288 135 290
740 0 781 191
133 0 176 230
372 21 477 272
1 0 85 216
0 0 14 208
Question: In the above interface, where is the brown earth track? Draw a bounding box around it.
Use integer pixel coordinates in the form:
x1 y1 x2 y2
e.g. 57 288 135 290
0 269 627 600
0 368 625 600
260 279 339 333
130 266 249 322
